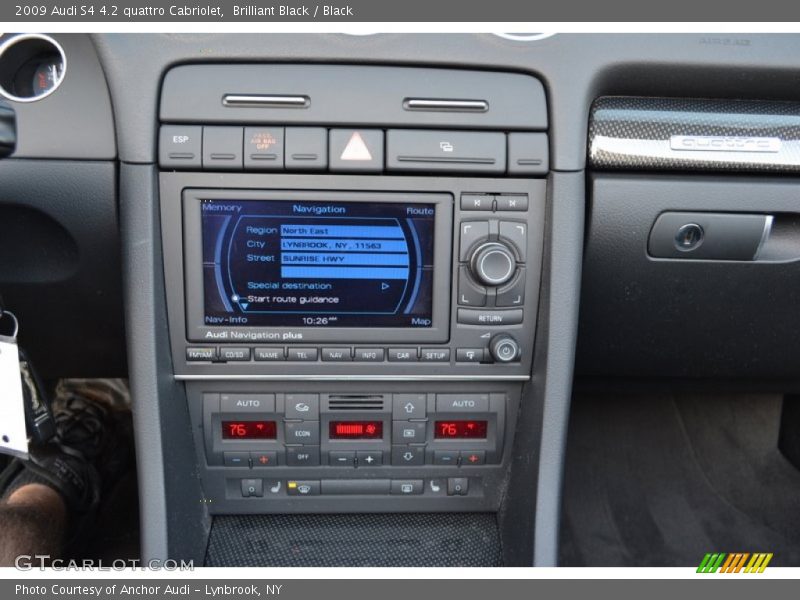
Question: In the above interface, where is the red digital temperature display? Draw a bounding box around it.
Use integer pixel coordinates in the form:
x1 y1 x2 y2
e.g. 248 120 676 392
434 420 488 439
329 421 383 440
222 421 277 439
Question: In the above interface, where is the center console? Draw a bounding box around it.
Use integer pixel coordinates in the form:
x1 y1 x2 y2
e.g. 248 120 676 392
158 64 548 513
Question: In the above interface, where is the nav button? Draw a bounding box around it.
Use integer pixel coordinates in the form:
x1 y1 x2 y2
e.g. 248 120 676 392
322 348 352 362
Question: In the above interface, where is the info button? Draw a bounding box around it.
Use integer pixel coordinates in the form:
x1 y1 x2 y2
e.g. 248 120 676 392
354 348 385 362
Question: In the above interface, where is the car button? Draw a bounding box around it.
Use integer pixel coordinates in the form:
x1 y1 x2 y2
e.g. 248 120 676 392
388 348 418 362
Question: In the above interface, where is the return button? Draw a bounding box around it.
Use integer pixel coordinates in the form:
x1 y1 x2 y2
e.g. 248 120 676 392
457 308 523 326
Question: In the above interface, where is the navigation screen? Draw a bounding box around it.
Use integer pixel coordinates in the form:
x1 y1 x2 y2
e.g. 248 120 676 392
200 198 436 328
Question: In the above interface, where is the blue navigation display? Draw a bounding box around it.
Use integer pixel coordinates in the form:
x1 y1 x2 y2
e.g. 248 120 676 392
201 199 436 328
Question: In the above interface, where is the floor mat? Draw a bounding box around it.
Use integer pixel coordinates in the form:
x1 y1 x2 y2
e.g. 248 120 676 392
560 393 800 566
206 513 503 567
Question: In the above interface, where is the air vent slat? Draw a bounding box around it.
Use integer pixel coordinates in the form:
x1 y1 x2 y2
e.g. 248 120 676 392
327 395 387 411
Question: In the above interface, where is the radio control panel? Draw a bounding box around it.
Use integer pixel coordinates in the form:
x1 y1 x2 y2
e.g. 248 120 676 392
160 174 545 380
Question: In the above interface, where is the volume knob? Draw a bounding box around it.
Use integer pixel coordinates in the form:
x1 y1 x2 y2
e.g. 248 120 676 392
489 334 520 363
470 242 517 286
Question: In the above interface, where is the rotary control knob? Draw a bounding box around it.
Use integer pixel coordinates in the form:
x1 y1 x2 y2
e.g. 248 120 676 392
489 334 521 363
469 242 517 287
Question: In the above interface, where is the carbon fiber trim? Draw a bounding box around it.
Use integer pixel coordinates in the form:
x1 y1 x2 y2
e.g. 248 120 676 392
205 513 503 567
589 97 800 172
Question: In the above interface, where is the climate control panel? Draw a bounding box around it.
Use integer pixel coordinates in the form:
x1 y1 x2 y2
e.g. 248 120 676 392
203 392 505 469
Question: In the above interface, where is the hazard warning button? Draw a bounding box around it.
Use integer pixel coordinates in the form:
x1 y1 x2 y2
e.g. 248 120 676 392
329 129 384 173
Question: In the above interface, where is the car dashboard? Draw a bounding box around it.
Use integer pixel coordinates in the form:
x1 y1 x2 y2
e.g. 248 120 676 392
2 32 800 567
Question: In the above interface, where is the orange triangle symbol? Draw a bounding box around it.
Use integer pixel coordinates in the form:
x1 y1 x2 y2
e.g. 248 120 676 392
340 132 373 161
